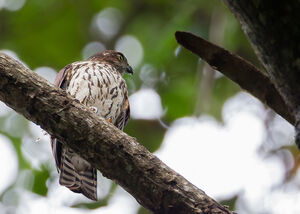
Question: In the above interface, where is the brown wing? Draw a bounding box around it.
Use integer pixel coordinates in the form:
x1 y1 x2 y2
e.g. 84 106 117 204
51 64 73 170
53 64 72 89
51 64 98 201
115 94 130 130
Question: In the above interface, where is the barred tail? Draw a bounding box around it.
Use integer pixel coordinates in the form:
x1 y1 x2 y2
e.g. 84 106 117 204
59 149 97 201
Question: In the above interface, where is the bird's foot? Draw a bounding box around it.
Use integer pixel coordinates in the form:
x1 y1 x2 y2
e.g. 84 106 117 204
89 106 98 113
107 117 112 123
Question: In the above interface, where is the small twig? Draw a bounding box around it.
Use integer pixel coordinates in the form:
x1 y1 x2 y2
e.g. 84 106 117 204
195 7 225 116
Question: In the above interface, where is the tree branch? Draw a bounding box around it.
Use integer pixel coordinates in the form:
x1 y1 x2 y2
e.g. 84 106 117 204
221 0 300 145
0 52 233 213
175 31 294 125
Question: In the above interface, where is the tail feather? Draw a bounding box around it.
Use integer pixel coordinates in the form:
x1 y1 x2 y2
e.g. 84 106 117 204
59 148 97 201
79 168 97 200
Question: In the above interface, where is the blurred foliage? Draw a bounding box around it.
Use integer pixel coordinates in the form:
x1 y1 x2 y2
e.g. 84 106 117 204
0 130 31 170
0 0 259 212
220 195 238 211
125 120 166 152
32 165 50 196
138 206 151 214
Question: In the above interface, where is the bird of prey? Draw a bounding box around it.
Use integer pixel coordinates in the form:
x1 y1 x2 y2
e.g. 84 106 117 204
50 50 132 200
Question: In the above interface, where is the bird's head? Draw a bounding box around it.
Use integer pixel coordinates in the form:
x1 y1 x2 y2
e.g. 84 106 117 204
88 50 133 75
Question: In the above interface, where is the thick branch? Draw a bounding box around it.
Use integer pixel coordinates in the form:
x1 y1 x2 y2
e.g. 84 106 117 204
0 53 233 214
222 1 300 144
222 1 300 113
175 31 294 125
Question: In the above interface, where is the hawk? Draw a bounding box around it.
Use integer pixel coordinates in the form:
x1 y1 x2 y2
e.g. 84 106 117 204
50 50 132 201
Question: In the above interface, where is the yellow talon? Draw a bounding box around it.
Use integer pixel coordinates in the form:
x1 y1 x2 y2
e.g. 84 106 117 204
107 118 112 123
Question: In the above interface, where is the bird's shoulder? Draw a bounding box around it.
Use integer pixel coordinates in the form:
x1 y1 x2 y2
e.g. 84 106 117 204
55 60 122 89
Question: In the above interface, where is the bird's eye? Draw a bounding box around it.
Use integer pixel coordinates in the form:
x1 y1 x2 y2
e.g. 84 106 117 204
117 53 125 61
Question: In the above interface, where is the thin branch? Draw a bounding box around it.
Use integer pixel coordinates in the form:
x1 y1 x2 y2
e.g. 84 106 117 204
0 52 233 214
195 7 225 116
175 31 294 125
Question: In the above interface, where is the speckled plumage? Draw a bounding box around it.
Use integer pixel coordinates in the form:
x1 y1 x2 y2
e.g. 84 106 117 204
50 50 132 201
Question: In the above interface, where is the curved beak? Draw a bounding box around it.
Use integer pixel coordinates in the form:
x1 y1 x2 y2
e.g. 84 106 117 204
126 65 133 75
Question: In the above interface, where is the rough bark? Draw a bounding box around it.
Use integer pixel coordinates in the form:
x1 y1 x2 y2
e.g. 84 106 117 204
175 31 294 125
222 0 300 145
0 53 233 213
